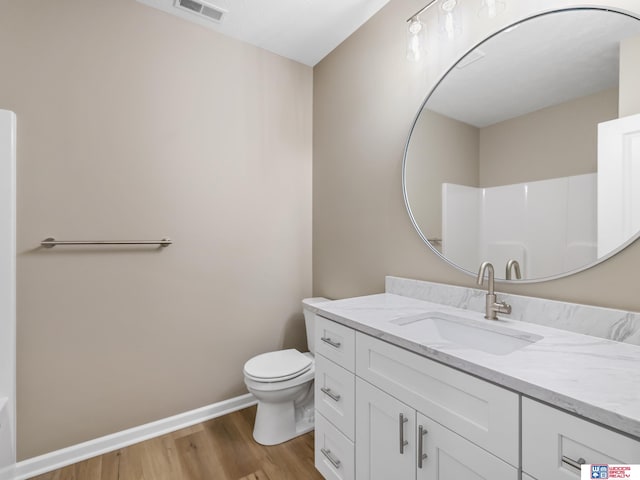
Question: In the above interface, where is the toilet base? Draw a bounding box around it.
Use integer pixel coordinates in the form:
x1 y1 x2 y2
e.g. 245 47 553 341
252 384 314 446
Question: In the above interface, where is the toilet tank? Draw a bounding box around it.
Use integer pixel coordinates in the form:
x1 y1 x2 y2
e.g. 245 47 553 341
302 297 329 355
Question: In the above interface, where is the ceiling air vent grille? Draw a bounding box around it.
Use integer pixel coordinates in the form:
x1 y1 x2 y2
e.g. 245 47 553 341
175 0 226 23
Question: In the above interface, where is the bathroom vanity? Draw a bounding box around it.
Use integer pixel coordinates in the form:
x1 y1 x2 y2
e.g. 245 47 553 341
311 280 640 480
312 3 640 478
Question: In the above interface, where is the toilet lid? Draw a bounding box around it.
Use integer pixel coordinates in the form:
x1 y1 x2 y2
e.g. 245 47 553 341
244 349 312 381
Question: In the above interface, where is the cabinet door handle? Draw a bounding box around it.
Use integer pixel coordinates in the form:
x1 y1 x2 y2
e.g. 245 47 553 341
418 425 428 468
321 448 342 469
320 387 341 402
399 413 409 454
321 337 341 348
562 455 586 472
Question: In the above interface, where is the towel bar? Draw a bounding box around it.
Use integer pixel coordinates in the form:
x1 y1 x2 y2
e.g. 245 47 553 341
41 237 172 248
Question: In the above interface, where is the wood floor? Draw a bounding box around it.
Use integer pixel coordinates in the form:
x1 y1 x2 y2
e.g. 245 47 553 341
29 406 324 480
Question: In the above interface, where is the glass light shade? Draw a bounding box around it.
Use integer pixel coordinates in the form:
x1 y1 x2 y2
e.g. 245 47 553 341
439 0 462 39
407 17 427 61
478 0 506 19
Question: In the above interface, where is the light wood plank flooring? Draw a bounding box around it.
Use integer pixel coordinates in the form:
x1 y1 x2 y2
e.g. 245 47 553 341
29 406 324 480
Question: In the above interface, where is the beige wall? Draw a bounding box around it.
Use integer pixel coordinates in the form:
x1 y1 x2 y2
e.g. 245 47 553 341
405 109 479 241
479 88 618 187
619 35 640 117
313 0 640 309
0 0 312 459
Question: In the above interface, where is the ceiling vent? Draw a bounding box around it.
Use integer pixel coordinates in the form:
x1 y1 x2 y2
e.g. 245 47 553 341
175 0 226 23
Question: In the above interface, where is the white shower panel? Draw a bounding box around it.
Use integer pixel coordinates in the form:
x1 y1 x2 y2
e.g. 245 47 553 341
598 113 640 257
565 174 597 271
523 176 567 278
442 173 596 279
442 183 480 271
0 399 10 472
0 109 16 476
481 182 528 276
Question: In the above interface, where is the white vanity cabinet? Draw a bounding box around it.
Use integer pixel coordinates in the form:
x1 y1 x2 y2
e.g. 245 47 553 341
314 315 519 480
522 398 640 480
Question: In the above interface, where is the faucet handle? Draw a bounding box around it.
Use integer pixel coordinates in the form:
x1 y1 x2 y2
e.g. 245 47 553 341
494 301 512 315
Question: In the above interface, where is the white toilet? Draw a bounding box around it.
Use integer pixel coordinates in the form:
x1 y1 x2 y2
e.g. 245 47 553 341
243 297 328 445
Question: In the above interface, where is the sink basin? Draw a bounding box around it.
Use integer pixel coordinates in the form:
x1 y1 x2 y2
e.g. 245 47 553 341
390 312 542 355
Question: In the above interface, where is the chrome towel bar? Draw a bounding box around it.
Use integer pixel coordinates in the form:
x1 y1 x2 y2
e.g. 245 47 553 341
41 237 172 248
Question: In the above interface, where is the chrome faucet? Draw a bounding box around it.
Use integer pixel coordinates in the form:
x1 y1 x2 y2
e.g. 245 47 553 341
505 259 522 280
476 261 512 320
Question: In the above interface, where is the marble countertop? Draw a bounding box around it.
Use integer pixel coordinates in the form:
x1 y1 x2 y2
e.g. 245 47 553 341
312 293 640 439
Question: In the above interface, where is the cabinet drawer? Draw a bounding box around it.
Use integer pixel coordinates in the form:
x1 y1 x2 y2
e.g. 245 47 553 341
315 316 355 371
522 397 640 480
355 332 519 466
315 353 355 440
315 412 355 480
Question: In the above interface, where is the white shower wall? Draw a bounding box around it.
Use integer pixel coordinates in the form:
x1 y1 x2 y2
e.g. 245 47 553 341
0 109 16 477
443 173 597 279
441 184 480 271
597 113 640 258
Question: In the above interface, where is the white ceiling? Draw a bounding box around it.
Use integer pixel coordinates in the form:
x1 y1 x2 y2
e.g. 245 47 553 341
136 0 391 66
427 9 640 128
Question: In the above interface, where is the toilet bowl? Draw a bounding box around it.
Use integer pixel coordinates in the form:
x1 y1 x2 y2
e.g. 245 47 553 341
243 297 328 445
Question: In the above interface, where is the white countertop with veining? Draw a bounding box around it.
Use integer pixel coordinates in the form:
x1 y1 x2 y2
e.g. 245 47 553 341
312 293 640 439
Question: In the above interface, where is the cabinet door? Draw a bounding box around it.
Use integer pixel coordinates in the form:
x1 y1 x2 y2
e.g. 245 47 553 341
416 413 518 480
355 378 415 480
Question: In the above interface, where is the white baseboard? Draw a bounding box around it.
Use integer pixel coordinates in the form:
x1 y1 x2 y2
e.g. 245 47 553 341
11 393 257 480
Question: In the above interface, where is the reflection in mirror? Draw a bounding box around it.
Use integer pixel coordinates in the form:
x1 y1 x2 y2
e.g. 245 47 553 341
403 8 640 282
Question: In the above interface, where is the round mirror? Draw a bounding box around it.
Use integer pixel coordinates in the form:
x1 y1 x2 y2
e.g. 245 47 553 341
403 7 640 282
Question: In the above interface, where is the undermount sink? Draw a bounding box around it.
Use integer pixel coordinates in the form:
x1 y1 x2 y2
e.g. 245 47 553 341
390 311 543 355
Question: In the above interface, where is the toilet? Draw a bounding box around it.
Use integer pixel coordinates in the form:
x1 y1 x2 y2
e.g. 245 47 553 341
243 297 328 446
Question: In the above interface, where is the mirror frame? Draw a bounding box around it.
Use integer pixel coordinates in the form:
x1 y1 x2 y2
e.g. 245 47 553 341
402 6 640 284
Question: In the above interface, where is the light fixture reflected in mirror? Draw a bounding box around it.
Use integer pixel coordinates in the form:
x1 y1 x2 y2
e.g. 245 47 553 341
478 0 506 19
440 0 462 39
406 0 437 62
406 0 468 61
407 16 427 61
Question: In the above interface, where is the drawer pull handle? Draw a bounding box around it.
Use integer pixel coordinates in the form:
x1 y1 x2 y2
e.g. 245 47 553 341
321 448 342 469
418 425 428 468
399 413 409 454
320 387 341 402
562 455 586 471
321 337 341 348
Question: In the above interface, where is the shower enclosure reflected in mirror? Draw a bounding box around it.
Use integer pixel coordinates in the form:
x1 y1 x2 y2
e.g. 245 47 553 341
403 7 640 282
